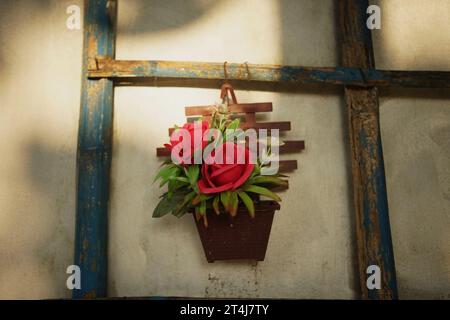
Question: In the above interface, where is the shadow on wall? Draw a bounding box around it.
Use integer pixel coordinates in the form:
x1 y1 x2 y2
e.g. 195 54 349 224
118 0 218 34
278 0 359 297
0 137 75 298
24 139 76 297
373 0 450 300
373 0 450 71
0 0 50 81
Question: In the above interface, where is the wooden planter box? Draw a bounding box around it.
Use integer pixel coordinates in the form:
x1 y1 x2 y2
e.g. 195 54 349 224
193 201 280 262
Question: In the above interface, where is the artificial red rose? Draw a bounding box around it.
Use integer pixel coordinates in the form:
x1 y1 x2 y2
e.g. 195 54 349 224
164 121 209 164
198 142 255 194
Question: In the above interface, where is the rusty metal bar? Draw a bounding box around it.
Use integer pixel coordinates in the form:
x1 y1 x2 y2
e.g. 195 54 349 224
337 0 398 299
74 0 117 299
87 57 450 89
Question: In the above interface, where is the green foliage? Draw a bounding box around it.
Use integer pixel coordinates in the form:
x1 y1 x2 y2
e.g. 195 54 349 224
237 191 255 218
172 191 197 218
153 189 192 218
192 193 213 205
212 195 220 215
153 164 180 188
220 191 231 211
244 185 282 202
229 191 238 217
246 175 288 188
153 104 287 227
226 118 240 131
184 165 200 193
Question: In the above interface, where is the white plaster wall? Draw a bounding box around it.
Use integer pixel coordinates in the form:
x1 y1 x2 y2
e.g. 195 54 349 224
0 0 448 299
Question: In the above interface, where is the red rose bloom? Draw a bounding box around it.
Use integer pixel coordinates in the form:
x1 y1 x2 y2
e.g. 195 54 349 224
164 121 209 164
198 142 255 194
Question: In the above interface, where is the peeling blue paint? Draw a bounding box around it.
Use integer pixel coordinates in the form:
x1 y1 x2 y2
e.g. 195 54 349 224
74 0 116 299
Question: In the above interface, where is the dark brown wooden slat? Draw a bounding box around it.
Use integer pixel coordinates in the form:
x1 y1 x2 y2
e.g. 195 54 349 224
245 112 256 128
276 160 297 172
156 147 170 157
185 102 272 116
279 140 305 153
269 182 289 192
240 121 291 131
168 121 291 135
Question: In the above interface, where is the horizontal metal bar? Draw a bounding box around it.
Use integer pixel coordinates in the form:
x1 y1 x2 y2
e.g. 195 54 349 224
88 57 450 88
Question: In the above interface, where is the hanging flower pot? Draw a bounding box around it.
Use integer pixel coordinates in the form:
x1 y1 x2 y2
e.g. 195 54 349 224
194 200 280 262
153 82 304 263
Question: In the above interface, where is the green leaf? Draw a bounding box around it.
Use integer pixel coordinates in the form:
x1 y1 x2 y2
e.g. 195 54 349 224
167 180 175 199
199 200 206 215
224 119 243 142
185 165 200 193
175 177 190 183
248 164 261 181
158 166 181 187
247 176 288 187
192 194 213 205
229 191 238 217
172 191 196 218
212 195 220 215
227 119 240 131
153 195 172 218
244 185 282 202
220 191 231 211
168 177 191 199
186 165 199 183
172 205 191 218
152 191 186 218
153 164 176 183
199 201 208 227
238 191 255 218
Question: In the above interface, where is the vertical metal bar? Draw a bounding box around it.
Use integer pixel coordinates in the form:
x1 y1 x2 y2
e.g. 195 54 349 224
337 0 398 299
74 0 117 299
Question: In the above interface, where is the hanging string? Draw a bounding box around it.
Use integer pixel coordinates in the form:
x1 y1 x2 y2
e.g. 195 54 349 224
222 61 230 105
244 61 250 80
223 61 228 83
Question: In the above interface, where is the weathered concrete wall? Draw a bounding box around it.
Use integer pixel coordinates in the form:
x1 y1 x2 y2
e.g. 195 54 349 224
0 0 448 299
0 0 82 299
372 0 450 300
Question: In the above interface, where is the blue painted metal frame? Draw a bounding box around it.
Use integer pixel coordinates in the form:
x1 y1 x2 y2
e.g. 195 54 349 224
88 58 450 88
338 0 398 299
74 0 116 299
